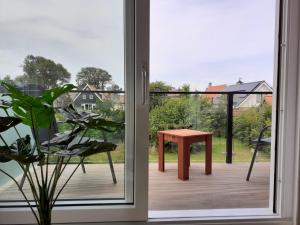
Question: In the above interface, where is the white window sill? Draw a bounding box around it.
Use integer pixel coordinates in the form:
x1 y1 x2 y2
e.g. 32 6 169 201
148 208 290 225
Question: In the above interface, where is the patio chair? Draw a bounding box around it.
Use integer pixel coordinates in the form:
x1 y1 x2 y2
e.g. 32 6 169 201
246 125 271 181
19 106 118 188
57 105 117 184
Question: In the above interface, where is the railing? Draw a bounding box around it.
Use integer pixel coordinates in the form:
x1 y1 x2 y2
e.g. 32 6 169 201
16 88 273 163
149 91 273 163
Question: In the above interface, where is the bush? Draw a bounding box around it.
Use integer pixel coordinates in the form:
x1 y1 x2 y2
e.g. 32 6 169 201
233 104 272 145
149 97 191 144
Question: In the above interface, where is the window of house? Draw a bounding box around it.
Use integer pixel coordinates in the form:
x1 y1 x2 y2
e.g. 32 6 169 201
89 94 94 99
82 94 86 100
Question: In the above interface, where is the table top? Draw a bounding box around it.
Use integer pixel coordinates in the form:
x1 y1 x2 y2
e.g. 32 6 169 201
158 129 212 137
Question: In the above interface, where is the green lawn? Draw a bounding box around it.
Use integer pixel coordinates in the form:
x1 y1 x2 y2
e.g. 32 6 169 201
149 137 270 163
55 116 270 163
77 137 270 164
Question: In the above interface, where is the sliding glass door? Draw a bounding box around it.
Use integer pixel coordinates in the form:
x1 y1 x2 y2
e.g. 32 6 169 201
0 0 149 223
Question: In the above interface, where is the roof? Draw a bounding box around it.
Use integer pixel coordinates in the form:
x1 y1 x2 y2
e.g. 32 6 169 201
204 84 226 100
223 81 265 106
72 84 102 102
71 83 124 105
264 95 272 105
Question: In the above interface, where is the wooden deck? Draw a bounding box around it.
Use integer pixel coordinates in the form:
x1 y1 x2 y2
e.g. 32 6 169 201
0 162 270 210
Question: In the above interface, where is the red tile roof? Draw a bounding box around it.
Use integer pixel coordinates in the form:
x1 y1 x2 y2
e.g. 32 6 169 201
204 84 226 100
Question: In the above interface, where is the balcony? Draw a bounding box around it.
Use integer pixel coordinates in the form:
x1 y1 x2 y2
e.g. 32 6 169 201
0 89 273 211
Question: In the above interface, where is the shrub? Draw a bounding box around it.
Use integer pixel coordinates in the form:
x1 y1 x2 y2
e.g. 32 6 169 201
233 104 272 145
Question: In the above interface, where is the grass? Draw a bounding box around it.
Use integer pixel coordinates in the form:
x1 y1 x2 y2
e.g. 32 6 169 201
55 115 270 163
149 137 270 163
63 137 270 164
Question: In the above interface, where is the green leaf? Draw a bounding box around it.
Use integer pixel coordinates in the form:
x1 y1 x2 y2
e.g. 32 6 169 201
16 135 31 155
61 141 116 157
67 116 124 133
0 146 12 162
0 146 43 164
41 84 76 105
0 82 57 128
41 126 84 147
0 117 22 132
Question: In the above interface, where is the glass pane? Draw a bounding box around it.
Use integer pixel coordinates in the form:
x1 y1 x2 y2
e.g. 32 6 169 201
0 0 133 205
149 0 276 211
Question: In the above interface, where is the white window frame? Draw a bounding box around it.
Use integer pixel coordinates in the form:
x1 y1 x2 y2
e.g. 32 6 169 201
148 0 300 223
0 0 149 224
82 94 86 100
1 0 300 224
89 94 94 99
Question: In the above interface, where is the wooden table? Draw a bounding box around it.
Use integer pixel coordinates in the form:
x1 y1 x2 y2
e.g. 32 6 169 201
158 129 212 180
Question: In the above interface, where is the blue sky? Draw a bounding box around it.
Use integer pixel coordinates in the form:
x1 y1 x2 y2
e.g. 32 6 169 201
0 0 276 91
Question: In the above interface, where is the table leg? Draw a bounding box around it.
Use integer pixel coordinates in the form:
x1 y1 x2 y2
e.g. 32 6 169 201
188 145 190 167
205 135 212 175
158 133 165 172
178 138 189 180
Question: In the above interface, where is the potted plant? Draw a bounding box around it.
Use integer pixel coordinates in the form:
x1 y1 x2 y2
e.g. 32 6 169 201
0 82 122 225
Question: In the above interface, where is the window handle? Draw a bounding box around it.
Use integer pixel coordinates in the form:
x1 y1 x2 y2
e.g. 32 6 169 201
142 65 148 105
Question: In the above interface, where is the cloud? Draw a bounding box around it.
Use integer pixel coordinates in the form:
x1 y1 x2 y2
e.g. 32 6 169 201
150 0 276 90
0 0 124 85
0 0 277 90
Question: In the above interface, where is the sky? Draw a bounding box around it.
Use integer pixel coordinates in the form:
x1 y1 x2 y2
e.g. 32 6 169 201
0 0 124 86
150 0 277 90
0 0 276 91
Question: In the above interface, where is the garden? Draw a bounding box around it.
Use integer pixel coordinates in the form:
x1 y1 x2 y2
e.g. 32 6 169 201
55 81 272 164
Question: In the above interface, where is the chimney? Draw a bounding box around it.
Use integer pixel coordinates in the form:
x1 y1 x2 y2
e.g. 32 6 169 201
237 77 243 84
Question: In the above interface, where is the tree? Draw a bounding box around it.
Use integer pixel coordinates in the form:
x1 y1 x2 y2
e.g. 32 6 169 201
1 75 15 85
149 97 191 144
76 67 112 90
14 75 28 85
107 83 122 91
149 81 173 110
96 99 125 143
22 55 71 89
233 104 272 145
178 83 190 92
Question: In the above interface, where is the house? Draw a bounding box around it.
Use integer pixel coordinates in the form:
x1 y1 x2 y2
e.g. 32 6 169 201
212 80 273 109
0 83 45 96
72 84 101 110
204 83 226 101
72 84 125 111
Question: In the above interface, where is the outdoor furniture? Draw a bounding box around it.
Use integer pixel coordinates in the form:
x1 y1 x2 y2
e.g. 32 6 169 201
158 129 212 180
19 106 118 188
246 125 271 181
58 105 117 184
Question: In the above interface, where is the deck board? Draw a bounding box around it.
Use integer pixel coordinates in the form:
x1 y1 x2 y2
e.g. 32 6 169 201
0 162 270 210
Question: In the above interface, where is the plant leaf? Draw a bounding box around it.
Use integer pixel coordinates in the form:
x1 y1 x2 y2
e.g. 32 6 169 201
0 146 43 164
41 84 76 105
1 82 55 128
41 126 84 147
67 116 124 133
65 141 117 157
0 117 22 132
0 146 13 162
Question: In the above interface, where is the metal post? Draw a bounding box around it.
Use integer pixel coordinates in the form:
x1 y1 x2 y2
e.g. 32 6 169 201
226 93 233 164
